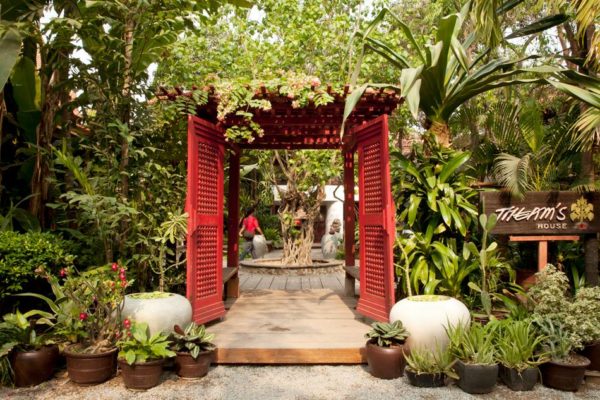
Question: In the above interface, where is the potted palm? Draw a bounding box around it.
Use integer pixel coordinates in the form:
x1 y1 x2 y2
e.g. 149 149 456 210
117 321 175 390
536 318 590 391
404 345 457 387
446 321 498 394
30 264 129 384
171 322 215 379
495 319 546 391
0 309 58 387
364 320 409 379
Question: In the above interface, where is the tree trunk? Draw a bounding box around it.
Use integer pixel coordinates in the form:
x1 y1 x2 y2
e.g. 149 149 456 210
430 120 451 147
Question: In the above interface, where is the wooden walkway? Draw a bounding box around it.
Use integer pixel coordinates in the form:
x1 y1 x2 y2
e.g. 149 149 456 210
238 269 351 293
208 285 370 364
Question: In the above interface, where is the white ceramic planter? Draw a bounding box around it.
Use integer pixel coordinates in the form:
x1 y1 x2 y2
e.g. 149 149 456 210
389 295 470 351
121 292 192 335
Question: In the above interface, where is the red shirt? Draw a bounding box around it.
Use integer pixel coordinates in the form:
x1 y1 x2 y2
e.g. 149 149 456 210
243 216 259 233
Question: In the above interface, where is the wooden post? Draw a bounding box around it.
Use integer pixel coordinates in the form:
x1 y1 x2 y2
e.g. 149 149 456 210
538 241 548 271
343 148 356 296
584 235 599 286
226 148 241 298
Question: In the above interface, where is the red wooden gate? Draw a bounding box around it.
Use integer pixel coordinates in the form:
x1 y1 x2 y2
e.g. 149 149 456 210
353 115 396 321
186 115 226 324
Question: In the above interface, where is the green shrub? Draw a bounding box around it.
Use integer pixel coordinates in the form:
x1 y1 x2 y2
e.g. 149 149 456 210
0 231 75 300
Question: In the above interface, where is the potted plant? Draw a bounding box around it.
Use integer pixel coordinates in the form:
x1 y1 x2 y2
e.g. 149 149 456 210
528 265 600 375
446 321 498 394
390 238 471 351
495 319 546 391
117 321 175 390
364 320 409 379
0 309 58 387
29 263 129 384
536 318 590 391
171 322 215 379
404 345 457 387
574 287 600 371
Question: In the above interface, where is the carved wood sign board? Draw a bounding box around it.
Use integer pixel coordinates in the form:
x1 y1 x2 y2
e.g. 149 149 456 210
481 191 600 235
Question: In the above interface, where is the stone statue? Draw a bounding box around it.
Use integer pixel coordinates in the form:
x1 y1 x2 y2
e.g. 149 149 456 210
321 219 342 259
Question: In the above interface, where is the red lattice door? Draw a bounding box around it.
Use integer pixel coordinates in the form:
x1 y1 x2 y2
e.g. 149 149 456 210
353 115 396 321
186 115 226 324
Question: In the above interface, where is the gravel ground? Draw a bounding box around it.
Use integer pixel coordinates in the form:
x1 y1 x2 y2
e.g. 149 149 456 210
2 365 600 400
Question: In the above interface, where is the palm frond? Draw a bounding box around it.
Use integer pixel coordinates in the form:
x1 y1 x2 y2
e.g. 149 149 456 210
493 153 533 198
570 107 600 151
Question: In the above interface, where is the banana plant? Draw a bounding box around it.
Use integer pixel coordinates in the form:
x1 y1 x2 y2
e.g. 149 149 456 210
345 1 566 146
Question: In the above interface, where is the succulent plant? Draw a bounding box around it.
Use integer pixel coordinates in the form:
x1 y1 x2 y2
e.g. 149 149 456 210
365 321 409 347
171 322 215 359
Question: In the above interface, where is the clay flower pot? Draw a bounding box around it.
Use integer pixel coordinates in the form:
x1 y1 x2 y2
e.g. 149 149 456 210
540 355 590 391
365 340 407 379
405 369 445 387
119 358 164 390
499 365 538 391
455 359 498 394
582 341 600 371
10 345 59 387
64 346 117 385
175 350 214 379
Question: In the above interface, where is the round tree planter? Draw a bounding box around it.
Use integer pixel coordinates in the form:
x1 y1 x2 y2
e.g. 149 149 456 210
365 341 406 379
455 360 498 394
389 295 470 351
118 359 164 390
405 369 445 388
64 346 117 385
175 350 213 379
121 293 192 336
499 365 538 391
540 355 590 391
10 345 58 387
582 341 600 371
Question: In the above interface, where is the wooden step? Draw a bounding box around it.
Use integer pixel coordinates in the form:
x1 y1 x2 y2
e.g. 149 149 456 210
208 289 370 364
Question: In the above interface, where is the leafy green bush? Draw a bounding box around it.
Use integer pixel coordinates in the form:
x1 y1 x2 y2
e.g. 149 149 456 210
0 231 75 300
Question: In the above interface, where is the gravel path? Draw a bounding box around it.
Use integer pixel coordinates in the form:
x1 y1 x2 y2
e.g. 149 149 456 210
2 365 600 400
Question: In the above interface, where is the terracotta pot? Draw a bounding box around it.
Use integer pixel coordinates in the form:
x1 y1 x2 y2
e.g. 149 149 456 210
64 346 117 385
175 350 213 379
499 365 538 391
118 358 164 390
455 359 498 394
365 341 406 379
540 355 590 391
582 341 600 371
405 369 445 387
10 345 58 387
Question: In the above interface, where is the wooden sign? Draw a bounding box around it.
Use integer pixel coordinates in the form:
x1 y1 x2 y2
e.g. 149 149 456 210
481 191 600 235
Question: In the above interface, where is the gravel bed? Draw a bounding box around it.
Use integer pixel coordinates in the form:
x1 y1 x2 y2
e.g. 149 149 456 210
2 365 600 400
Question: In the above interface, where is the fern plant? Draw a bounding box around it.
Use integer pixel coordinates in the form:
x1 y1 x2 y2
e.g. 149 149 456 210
365 321 409 347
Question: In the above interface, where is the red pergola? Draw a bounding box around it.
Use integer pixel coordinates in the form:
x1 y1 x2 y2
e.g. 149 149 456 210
159 85 402 323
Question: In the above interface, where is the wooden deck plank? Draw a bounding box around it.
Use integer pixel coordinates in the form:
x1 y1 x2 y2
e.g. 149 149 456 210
285 278 302 290
309 276 323 289
255 275 274 290
216 348 365 364
241 274 262 290
270 276 288 290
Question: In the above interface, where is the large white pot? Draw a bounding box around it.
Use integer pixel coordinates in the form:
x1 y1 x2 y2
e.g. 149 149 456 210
389 295 470 351
121 292 192 335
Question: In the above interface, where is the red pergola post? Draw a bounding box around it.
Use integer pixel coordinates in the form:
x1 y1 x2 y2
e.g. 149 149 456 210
226 148 241 298
343 148 356 296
